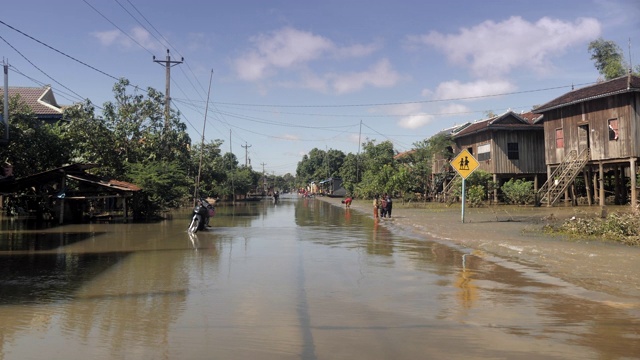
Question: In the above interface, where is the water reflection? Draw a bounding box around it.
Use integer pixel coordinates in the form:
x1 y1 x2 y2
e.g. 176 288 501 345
0 195 638 359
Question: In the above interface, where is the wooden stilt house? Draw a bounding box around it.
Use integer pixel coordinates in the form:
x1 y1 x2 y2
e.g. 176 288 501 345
533 74 640 207
451 110 546 203
429 123 471 201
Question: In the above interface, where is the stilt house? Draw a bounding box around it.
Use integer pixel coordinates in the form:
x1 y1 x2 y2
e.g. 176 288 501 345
451 110 546 202
533 74 640 207
429 123 470 201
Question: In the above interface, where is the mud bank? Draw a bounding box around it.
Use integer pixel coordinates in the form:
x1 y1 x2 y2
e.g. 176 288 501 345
319 196 640 302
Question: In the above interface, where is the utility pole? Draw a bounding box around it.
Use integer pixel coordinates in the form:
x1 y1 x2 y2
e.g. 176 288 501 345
241 142 252 167
153 49 183 132
261 162 267 193
3 60 9 143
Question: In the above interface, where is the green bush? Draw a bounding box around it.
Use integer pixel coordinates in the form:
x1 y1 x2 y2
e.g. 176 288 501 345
501 179 534 205
467 184 486 207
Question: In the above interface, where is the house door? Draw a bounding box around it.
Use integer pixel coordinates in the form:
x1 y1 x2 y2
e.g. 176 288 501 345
578 124 590 153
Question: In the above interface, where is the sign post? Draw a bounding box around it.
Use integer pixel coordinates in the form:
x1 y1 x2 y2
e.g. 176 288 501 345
450 149 479 223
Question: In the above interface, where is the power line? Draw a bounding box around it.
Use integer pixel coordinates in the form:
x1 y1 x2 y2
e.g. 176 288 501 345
0 19 122 83
0 34 86 101
208 83 593 109
83 0 155 56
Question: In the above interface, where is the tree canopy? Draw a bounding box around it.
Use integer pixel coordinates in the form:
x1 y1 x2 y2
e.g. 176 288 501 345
588 38 639 80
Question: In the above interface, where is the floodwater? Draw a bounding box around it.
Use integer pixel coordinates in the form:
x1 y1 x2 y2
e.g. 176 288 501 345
0 195 639 360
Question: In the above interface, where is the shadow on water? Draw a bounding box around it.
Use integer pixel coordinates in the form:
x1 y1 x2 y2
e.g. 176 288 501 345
0 217 132 306
0 252 129 305
0 231 106 251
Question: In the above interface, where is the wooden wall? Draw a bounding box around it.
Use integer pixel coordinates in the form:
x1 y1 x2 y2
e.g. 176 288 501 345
455 130 545 176
543 93 640 165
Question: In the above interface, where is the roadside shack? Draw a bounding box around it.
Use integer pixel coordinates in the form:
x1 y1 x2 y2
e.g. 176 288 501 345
0 163 141 224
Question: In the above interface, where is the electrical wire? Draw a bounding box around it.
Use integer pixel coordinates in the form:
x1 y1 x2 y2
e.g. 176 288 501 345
0 35 86 102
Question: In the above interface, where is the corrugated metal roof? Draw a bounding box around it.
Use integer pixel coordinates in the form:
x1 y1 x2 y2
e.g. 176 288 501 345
453 110 542 139
534 74 640 113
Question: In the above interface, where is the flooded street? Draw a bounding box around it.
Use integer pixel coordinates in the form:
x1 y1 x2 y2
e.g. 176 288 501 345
1 195 639 359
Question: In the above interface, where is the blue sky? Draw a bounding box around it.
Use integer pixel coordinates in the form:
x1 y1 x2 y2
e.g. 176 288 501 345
2 0 639 175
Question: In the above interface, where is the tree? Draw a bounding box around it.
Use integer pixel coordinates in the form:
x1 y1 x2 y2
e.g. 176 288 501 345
339 153 360 195
361 140 394 173
102 78 191 167
100 79 194 213
588 38 627 80
56 100 122 177
190 140 225 198
0 94 68 177
126 160 191 218
296 148 327 186
356 140 396 197
326 149 346 178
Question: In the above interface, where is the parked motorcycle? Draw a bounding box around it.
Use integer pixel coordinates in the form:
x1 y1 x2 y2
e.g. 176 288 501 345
188 199 210 233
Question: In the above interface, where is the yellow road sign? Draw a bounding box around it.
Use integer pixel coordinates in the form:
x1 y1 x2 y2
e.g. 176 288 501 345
450 149 479 179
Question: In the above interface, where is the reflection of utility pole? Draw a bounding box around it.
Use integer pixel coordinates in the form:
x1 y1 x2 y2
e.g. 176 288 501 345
357 120 362 182
261 162 267 193
153 49 183 132
3 60 9 143
241 142 251 167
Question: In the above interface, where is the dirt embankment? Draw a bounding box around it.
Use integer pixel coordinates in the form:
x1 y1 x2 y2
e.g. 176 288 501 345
319 196 640 301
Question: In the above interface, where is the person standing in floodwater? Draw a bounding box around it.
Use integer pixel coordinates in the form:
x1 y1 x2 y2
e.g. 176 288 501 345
373 194 380 218
385 193 393 218
380 195 388 218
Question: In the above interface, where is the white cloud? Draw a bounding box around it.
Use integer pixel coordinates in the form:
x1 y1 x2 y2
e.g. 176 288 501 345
234 27 334 81
334 41 382 58
438 103 471 116
412 16 601 77
376 103 433 130
330 59 402 94
348 133 362 145
92 26 163 52
398 113 434 129
433 79 517 100
234 27 383 83
281 134 300 141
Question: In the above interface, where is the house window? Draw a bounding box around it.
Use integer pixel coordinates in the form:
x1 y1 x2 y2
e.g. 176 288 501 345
467 147 473 155
477 143 490 161
555 128 564 148
608 118 619 141
507 143 519 160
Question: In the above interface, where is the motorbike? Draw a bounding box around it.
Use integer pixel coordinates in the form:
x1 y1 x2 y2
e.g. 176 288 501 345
188 199 210 233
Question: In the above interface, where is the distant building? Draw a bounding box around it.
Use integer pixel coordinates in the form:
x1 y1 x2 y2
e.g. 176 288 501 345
0 86 65 124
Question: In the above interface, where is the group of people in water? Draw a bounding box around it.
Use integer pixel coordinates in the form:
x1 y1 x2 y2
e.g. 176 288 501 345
373 194 392 218
344 194 393 219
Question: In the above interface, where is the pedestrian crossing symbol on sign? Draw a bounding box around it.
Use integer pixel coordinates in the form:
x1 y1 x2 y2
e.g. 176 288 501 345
450 149 479 179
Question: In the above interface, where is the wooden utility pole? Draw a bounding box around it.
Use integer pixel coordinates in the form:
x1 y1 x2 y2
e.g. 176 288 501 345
195 70 213 204
241 142 251 167
153 49 183 132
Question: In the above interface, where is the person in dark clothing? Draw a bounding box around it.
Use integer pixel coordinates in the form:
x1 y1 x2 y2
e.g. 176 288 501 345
380 195 388 218
385 194 393 218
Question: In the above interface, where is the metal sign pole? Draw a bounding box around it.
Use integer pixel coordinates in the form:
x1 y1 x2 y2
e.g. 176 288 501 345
461 178 466 223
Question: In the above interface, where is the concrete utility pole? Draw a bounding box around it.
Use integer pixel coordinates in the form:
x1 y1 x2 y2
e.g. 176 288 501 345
261 162 267 193
241 142 251 167
153 49 183 132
